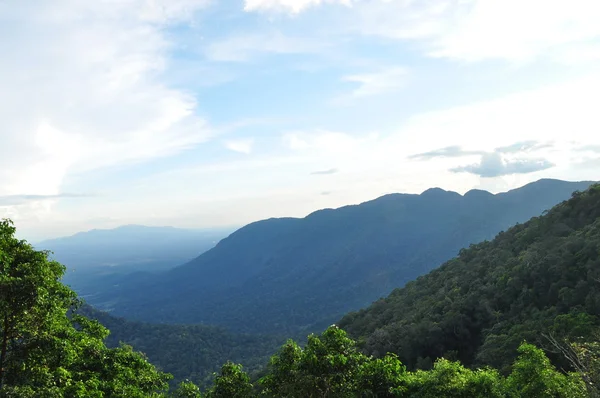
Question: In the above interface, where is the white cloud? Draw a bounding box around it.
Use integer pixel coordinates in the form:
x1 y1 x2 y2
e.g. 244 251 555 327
244 0 352 13
428 0 600 62
451 153 554 177
248 0 600 63
393 73 600 158
224 138 255 154
339 67 408 100
0 0 211 205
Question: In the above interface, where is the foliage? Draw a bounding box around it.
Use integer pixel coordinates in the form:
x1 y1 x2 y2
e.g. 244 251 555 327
260 326 370 397
356 354 407 397
206 362 254 398
170 381 203 398
243 326 590 397
545 333 600 398
0 219 171 397
405 358 505 398
571 340 600 397
505 343 586 397
340 184 600 372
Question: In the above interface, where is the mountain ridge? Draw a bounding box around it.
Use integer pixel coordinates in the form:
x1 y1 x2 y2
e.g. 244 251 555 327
95 179 595 335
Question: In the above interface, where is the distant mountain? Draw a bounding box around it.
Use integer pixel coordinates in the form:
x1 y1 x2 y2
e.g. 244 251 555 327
99 179 595 335
37 225 232 299
339 183 600 372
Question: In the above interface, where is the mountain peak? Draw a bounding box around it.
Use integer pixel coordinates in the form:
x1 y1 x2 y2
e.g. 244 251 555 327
464 189 494 198
420 187 460 198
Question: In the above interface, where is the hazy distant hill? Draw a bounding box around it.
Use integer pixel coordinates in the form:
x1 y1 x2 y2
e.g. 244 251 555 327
37 225 232 299
99 179 594 335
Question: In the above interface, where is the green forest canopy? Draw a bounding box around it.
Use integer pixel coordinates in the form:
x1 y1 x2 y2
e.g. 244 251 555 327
78 305 284 388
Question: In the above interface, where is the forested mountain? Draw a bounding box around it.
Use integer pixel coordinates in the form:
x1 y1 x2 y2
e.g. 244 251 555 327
339 183 600 374
37 225 230 300
3 185 600 397
79 305 284 388
96 179 594 334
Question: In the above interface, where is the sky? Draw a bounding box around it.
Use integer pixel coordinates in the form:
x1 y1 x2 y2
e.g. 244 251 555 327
1 0 600 241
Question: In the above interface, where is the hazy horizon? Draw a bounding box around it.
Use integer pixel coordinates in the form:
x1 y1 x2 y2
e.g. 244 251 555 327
20 177 593 241
2 0 600 241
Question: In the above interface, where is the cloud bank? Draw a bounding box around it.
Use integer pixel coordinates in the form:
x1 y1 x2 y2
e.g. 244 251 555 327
451 153 554 178
409 146 484 161
411 140 556 177
0 0 211 200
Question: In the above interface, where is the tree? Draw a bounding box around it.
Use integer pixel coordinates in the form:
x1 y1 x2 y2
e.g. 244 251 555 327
260 326 372 397
570 340 600 397
171 381 203 398
356 353 407 397
259 340 303 397
207 362 254 398
0 219 171 396
506 343 586 398
0 219 78 390
297 326 366 397
544 332 600 398
406 358 505 398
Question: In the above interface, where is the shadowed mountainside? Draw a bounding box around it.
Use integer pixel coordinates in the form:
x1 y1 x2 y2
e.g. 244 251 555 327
96 179 594 335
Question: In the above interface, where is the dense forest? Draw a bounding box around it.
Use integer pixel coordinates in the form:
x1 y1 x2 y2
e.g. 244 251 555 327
1 183 599 396
204 326 599 397
88 179 592 335
339 184 600 373
79 306 284 387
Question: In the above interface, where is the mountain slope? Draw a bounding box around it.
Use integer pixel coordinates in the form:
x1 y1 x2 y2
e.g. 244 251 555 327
101 179 594 334
339 184 600 372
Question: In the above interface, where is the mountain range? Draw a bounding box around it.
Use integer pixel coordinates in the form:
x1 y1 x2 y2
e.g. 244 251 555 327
90 179 594 335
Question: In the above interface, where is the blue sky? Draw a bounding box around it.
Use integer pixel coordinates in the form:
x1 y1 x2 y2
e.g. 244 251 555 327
1 0 600 240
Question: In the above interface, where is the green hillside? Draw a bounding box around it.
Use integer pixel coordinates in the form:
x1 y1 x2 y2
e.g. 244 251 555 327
339 184 600 373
